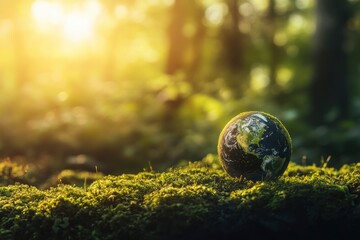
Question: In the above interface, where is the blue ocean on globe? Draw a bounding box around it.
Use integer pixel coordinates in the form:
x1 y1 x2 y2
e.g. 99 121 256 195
218 112 292 181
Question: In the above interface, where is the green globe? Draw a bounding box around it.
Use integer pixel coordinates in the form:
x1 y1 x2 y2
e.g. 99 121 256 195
217 111 292 181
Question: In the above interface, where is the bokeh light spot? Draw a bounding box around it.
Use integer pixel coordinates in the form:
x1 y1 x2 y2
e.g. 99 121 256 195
63 11 95 42
205 3 227 26
276 67 293 86
250 66 270 92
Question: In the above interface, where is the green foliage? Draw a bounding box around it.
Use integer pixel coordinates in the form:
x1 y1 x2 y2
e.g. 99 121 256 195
0 155 359 239
0 0 344 173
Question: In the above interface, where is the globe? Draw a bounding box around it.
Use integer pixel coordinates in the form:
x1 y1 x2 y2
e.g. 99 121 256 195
217 111 292 181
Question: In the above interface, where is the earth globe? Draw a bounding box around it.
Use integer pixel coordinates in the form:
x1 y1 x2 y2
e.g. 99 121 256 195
217 111 292 181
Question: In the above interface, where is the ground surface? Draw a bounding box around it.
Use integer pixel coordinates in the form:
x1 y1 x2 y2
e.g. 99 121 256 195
0 155 359 240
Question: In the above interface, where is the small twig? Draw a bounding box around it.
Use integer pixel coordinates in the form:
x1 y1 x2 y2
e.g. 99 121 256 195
84 177 87 192
322 156 331 168
148 161 154 172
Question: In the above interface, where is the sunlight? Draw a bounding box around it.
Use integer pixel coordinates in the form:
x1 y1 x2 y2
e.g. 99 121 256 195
31 1 63 24
115 4 129 19
288 14 306 34
251 0 268 12
205 3 227 26
250 66 270 92
276 67 293 86
273 31 288 46
275 0 291 14
295 0 311 9
63 11 94 42
31 0 101 43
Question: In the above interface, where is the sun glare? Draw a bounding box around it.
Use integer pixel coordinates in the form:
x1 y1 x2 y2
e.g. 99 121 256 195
63 11 94 42
31 0 101 43
31 1 63 24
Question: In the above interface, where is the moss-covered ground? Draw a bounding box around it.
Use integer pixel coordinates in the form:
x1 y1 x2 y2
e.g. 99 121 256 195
0 155 359 240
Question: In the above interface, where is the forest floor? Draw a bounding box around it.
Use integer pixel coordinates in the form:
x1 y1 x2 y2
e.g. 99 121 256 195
0 154 359 239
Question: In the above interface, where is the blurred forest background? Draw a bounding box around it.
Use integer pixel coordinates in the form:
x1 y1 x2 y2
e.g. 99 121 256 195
0 0 360 179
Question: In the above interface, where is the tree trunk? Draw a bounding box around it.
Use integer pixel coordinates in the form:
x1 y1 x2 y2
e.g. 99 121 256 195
223 0 243 72
266 0 279 90
220 0 245 97
186 3 205 84
310 0 350 124
165 0 187 75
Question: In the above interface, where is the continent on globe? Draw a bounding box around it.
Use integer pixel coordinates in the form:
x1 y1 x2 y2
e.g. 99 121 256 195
217 111 292 181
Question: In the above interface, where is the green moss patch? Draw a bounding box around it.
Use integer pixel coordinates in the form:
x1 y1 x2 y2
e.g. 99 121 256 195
0 155 359 239
0 159 35 186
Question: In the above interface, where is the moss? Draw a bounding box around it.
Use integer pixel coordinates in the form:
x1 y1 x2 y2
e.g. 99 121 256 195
0 159 35 186
0 155 359 239
40 170 104 189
